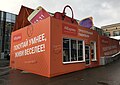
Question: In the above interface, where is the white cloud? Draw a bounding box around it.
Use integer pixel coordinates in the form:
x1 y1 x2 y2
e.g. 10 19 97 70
0 0 120 27
0 0 22 14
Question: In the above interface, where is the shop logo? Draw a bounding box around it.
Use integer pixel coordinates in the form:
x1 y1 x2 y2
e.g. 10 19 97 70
13 34 22 42
62 23 77 36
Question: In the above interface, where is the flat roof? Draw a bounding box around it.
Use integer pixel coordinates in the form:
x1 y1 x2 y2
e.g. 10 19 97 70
101 23 120 29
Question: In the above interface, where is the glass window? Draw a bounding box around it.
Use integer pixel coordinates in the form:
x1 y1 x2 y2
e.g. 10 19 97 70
113 31 120 36
11 20 15 23
105 32 110 37
11 14 16 20
5 43 8 49
90 41 97 61
1 11 4 18
0 39 2 48
6 13 12 22
6 13 11 19
0 21 4 35
0 28 2 36
78 40 83 61
6 18 11 22
63 38 85 63
85 46 90 64
71 39 77 61
0 11 4 21
63 38 70 62
5 22 11 36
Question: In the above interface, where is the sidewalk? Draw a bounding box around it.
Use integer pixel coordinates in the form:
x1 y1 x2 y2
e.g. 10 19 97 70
0 59 9 67
0 59 10 76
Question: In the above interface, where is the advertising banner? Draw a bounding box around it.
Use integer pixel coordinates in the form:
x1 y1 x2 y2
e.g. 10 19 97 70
99 36 119 57
10 17 51 77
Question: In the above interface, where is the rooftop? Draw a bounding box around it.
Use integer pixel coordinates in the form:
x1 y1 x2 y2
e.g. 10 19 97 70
101 23 120 29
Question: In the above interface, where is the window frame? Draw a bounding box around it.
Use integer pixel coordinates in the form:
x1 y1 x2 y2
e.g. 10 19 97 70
62 37 85 64
113 31 120 36
85 45 91 65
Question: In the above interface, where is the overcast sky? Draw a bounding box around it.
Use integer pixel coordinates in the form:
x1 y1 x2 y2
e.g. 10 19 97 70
0 0 120 27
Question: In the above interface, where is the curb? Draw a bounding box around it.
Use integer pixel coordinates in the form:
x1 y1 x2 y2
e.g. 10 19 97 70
0 66 9 70
0 66 11 76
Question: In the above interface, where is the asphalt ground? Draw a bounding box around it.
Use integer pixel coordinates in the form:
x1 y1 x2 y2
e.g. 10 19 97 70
0 58 120 85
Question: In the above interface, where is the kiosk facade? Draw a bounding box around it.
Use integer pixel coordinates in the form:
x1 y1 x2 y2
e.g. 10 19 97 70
10 6 120 77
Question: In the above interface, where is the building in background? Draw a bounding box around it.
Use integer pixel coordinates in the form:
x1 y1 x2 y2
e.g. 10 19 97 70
91 26 104 36
101 23 120 40
0 10 17 59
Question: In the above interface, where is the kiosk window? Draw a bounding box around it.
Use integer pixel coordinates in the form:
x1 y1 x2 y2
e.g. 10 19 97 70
71 39 77 61
63 38 85 63
63 39 70 62
90 41 97 61
78 41 83 61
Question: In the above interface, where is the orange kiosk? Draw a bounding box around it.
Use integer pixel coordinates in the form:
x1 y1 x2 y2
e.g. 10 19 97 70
10 6 119 77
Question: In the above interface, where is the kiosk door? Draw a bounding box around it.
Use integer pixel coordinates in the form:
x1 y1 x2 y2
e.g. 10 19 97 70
85 45 90 65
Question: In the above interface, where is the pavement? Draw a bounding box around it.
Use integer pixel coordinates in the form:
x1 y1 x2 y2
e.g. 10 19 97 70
0 59 10 77
0 58 120 85
0 59 9 67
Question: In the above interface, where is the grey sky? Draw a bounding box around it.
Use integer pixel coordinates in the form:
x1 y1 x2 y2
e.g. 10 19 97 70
0 0 120 27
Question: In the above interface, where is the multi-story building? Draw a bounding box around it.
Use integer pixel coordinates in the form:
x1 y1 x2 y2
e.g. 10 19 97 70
0 10 17 59
91 26 104 36
101 23 120 40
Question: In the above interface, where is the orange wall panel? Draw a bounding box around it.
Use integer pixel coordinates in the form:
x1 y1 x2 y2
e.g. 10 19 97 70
50 17 99 77
10 17 119 78
10 17 51 77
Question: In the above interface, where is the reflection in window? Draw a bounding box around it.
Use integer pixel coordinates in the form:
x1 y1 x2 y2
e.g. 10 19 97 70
71 39 77 61
63 38 84 63
78 41 83 61
85 46 90 64
1 11 4 18
63 39 70 62
6 19 11 22
6 13 16 23
6 13 11 20
0 11 4 21
11 14 16 20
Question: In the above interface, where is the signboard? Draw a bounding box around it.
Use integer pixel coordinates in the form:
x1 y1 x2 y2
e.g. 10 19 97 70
10 17 51 77
62 23 78 36
99 36 119 57
14 33 46 58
